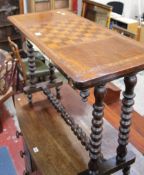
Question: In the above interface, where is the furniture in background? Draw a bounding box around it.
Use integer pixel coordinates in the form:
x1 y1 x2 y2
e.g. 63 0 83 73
107 1 124 15
110 12 139 34
81 0 121 102
81 0 112 28
27 0 69 12
15 84 144 175
0 0 24 51
112 25 136 39
8 37 62 104
0 49 17 132
9 10 144 175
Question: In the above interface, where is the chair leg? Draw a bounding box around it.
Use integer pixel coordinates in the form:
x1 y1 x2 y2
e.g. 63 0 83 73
16 69 19 91
12 94 15 107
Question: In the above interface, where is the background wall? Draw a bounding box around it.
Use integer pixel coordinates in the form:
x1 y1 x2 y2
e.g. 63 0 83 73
78 0 144 19
23 0 27 13
23 0 144 20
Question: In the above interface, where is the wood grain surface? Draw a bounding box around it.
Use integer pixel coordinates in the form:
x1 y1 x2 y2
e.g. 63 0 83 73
8 10 144 89
15 85 144 175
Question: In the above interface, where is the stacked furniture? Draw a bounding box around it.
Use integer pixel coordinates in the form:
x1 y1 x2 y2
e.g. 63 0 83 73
0 0 23 51
81 0 112 28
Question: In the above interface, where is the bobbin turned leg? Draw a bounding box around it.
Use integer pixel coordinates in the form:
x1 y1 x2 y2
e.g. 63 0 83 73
27 93 32 105
79 79 136 175
49 62 61 99
26 41 36 104
116 75 137 175
88 84 106 175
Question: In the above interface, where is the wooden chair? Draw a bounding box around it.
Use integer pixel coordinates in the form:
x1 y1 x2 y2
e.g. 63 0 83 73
112 25 142 42
8 37 49 85
0 49 17 132
81 0 112 28
8 37 50 103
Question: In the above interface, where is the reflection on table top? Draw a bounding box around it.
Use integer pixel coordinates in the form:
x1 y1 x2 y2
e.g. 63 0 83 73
8 10 144 89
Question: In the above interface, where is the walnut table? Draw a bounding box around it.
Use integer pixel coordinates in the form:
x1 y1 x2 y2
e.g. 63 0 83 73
8 10 144 175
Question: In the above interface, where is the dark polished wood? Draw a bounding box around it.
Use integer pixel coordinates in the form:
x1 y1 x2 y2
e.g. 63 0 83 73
8 10 144 89
88 85 106 174
26 41 37 89
117 75 137 175
15 85 144 175
88 88 144 154
79 151 135 175
9 10 144 175
49 62 61 99
0 0 23 51
80 89 90 102
43 87 90 150
26 41 37 104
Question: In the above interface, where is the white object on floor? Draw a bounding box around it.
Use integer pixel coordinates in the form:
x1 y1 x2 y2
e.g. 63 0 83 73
4 97 21 131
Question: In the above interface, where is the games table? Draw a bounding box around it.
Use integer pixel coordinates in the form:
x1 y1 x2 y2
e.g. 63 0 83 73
8 10 144 175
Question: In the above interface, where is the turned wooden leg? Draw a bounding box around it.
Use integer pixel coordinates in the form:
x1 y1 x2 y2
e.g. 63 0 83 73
26 41 36 103
49 62 61 99
80 89 90 102
27 93 32 105
56 87 61 99
27 41 36 88
116 75 137 175
88 84 106 175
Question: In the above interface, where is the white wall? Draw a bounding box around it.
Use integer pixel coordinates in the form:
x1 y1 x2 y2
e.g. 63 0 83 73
23 0 28 13
78 0 144 19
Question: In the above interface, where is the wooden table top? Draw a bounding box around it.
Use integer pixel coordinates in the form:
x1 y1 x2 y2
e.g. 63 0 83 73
8 10 144 89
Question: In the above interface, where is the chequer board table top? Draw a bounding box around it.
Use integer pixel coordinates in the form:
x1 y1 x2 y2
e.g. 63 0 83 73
8 10 144 89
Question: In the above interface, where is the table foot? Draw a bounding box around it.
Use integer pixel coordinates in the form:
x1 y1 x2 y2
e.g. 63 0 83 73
79 151 135 175
26 41 36 89
123 165 130 175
